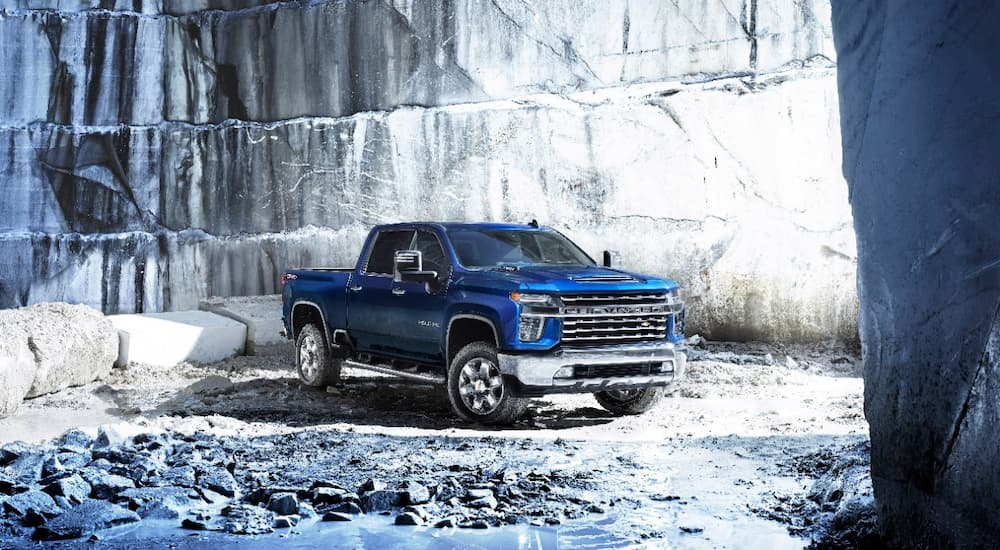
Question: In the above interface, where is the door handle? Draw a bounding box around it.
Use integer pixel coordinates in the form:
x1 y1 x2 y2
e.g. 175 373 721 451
349 285 363 292
391 288 406 296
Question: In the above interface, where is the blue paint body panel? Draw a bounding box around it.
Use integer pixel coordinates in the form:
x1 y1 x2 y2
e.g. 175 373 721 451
281 223 685 365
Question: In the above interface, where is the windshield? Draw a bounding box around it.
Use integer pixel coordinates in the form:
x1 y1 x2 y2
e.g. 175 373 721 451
447 228 595 268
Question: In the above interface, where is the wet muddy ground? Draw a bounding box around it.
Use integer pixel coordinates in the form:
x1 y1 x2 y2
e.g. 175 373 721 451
0 340 870 548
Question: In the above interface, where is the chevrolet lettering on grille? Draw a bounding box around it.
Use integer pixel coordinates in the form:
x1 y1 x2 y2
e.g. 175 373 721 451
563 305 666 315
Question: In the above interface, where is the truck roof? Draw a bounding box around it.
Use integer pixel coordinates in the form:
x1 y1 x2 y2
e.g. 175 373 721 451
374 222 552 232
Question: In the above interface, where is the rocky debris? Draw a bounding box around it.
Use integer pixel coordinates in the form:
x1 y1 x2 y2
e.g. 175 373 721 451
0 424 612 543
32 500 140 541
756 441 880 548
688 349 776 366
221 504 275 535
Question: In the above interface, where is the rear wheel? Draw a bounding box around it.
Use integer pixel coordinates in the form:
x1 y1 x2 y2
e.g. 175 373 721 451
447 342 526 425
594 387 664 415
296 324 339 388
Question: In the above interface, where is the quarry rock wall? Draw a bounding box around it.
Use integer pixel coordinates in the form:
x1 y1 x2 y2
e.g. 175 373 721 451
0 0 853 343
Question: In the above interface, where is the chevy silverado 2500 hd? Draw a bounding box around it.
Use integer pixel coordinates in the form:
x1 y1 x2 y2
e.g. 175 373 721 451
281 222 686 424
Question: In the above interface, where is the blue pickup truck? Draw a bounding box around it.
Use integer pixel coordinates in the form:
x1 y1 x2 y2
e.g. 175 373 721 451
281 222 686 424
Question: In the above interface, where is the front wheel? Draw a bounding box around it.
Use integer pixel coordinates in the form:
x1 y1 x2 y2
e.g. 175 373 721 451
594 387 664 415
447 342 527 425
296 324 339 388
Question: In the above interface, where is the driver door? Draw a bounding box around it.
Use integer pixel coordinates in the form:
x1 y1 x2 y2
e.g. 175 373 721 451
387 230 450 363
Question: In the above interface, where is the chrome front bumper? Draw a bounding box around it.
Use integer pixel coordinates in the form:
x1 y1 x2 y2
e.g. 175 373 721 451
497 341 686 394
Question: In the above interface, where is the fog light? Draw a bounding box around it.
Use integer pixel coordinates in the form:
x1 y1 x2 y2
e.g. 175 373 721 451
554 366 574 378
519 316 545 342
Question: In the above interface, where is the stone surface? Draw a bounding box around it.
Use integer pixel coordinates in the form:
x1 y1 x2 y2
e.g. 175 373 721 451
0 304 117 410
0 0 833 126
109 310 246 367
266 492 299 516
0 72 854 343
359 490 399 513
32 499 140 541
43 475 91 505
832 1 1000 546
3 490 61 519
0 333 34 417
0 0 851 345
398 480 430 506
199 295 284 353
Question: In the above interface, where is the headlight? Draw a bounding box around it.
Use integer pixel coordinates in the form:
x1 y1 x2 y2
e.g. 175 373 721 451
519 315 546 342
510 292 558 308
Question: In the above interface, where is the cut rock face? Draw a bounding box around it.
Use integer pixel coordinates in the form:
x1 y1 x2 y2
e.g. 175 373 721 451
832 1 1000 546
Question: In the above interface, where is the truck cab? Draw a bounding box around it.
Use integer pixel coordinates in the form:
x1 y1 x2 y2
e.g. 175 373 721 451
282 222 686 424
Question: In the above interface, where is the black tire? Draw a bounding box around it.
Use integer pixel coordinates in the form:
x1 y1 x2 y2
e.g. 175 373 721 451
447 342 527 425
296 324 339 388
594 387 664 416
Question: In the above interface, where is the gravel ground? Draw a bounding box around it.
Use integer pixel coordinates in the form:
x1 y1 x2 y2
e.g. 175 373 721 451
0 339 873 548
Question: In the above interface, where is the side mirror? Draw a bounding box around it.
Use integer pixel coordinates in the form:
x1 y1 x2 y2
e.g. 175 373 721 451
394 250 438 284
603 250 622 269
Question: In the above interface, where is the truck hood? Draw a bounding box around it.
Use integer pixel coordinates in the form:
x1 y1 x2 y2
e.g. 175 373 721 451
454 265 679 294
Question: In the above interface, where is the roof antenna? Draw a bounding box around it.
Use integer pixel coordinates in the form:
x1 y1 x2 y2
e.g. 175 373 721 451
528 219 539 228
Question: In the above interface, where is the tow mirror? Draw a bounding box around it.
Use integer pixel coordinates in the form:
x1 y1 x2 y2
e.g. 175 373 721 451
394 250 438 284
603 250 622 269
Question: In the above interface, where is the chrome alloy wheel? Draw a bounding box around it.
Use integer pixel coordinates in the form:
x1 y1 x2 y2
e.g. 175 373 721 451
458 358 505 415
299 332 321 383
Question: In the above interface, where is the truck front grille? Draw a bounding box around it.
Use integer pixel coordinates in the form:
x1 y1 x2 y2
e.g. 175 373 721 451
560 292 682 347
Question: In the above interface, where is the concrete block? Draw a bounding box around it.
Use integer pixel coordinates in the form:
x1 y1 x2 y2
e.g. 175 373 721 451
109 312 247 368
199 295 285 354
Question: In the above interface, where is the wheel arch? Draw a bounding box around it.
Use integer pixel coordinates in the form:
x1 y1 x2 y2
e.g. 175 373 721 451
447 314 500 365
291 300 330 344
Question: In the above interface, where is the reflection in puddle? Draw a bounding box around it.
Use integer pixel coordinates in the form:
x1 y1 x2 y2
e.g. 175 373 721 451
69 509 802 550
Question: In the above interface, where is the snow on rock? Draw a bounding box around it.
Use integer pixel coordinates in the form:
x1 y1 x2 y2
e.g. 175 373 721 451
0 304 117 416
833 1 1000 546
108 311 246 368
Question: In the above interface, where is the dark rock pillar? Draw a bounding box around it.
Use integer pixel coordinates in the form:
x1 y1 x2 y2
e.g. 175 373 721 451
831 1 1000 546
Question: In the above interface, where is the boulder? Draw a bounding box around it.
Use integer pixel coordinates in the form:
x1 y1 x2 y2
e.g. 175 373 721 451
33 500 140 541
0 304 117 402
266 492 299 516
398 480 430 506
43 476 91 505
0 335 33 417
3 490 61 519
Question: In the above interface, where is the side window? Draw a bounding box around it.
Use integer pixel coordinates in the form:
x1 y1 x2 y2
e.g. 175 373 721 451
365 230 415 275
414 231 448 275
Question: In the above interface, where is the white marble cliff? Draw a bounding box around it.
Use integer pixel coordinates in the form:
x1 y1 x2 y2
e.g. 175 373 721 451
0 0 851 342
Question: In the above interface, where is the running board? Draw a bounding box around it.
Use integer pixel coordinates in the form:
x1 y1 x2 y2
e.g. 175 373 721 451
342 359 446 385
